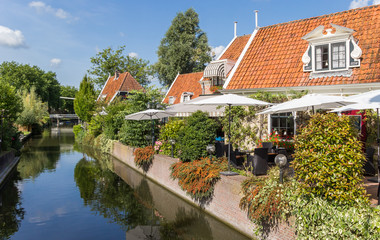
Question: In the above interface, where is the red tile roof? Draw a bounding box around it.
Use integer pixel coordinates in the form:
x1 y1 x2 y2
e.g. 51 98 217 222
226 5 380 90
99 72 143 102
219 34 251 61
162 72 203 104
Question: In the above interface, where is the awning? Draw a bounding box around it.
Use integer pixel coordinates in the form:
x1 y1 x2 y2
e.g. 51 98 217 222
166 95 225 117
204 60 225 78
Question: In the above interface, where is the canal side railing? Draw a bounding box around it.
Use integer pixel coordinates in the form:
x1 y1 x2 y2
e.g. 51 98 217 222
111 141 296 240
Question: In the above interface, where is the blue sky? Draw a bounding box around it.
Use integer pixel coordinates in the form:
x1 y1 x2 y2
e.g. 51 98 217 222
0 0 379 89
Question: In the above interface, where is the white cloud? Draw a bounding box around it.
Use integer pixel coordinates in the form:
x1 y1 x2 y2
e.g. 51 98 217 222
0 25 26 48
373 0 380 4
349 0 370 9
50 58 62 67
211 45 225 60
29 1 75 21
128 52 139 58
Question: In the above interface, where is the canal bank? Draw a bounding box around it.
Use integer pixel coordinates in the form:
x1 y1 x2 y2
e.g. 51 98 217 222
0 151 19 187
111 141 296 239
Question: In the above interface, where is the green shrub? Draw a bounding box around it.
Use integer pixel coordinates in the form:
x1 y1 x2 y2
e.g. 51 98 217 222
292 113 368 205
178 111 218 162
102 100 129 140
158 119 185 157
119 119 156 148
170 157 227 201
292 197 380 239
73 125 84 141
239 167 296 236
93 134 114 153
134 146 155 171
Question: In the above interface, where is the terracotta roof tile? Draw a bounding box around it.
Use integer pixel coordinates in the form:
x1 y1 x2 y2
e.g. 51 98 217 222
99 72 143 102
162 72 204 104
219 35 251 61
227 5 380 90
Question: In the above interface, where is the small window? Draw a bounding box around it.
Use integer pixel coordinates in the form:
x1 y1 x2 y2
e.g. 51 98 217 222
168 96 174 104
315 45 329 71
315 42 346 72
270 113 294 139
331 42 346 69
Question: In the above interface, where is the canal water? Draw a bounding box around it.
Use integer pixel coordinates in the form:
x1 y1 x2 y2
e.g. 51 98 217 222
0 129 250 240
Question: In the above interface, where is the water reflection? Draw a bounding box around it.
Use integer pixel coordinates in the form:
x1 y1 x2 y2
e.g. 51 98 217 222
0 171 25 240
0 130 249 240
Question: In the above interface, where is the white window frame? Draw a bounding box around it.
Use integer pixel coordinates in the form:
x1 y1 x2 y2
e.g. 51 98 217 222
312 40 349 73
168 96 175 105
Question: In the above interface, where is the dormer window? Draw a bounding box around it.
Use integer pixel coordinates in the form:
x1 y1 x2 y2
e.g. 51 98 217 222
168 96 175 104
181 92 193 103
302 24 362 78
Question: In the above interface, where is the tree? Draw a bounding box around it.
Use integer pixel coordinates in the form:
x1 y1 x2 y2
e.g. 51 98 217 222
88 46 152 89
60 85 78 113
16 87 49 131
155 8 211 86
0 80 23 122
0 61 61 110
74 75 96 123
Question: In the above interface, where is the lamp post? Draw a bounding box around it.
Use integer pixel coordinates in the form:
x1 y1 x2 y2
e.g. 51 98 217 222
147 100 162 146
169 139 176 158
275 154 287 184
206 144 215 161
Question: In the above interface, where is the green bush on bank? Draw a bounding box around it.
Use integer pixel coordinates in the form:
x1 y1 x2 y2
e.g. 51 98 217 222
177 111 218 162
158 119 185 157
292 113 367 205
293 198 380 239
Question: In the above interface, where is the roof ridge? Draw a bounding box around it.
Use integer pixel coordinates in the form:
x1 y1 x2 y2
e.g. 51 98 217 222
260 4 379 29
179 72 203 76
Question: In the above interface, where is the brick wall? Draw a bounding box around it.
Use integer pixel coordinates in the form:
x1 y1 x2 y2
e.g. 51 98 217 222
111 141 296 239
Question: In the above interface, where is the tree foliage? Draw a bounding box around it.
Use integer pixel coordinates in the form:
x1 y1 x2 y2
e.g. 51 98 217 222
155 8 211 86
16 87 49 131
0 61 61 110
74 75 96 123
0 80 23 122
88 45 152 89
60 85 78 113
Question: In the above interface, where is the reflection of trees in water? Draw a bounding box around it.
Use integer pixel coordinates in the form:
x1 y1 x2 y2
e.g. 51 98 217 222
17 130 75 180
17 150 60 180
0 172 25 240
74 157 152 231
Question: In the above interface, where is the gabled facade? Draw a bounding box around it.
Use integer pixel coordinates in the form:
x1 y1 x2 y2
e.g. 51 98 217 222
223 5 380 95
97 71 143 103
162 33 251 104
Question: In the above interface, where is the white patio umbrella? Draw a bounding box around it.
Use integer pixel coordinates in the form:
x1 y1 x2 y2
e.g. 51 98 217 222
125 109 176 146
257 94 353 115
187 94 270 175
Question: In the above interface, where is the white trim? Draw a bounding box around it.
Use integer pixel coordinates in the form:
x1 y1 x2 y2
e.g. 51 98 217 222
216 36 236 61
162 72 180 104
220 82 380 96
109 91 120 104
223 28 259 89
97 74 111 101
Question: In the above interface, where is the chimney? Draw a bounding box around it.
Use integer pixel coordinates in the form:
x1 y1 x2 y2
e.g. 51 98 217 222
115 70 120 79
234 21 237 38
255 10 259 29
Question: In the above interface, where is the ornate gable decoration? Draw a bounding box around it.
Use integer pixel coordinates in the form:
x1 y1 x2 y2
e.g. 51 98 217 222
301 24 362 78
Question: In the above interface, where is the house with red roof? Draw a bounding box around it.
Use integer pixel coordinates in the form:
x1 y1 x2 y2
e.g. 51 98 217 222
97 71 143 103
221 5 380 137
162 26 251 105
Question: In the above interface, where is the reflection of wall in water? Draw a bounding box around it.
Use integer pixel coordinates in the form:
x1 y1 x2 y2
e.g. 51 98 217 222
112 157 249 240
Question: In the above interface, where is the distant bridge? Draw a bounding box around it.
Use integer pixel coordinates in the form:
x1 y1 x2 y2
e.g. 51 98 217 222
49 114 79 119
